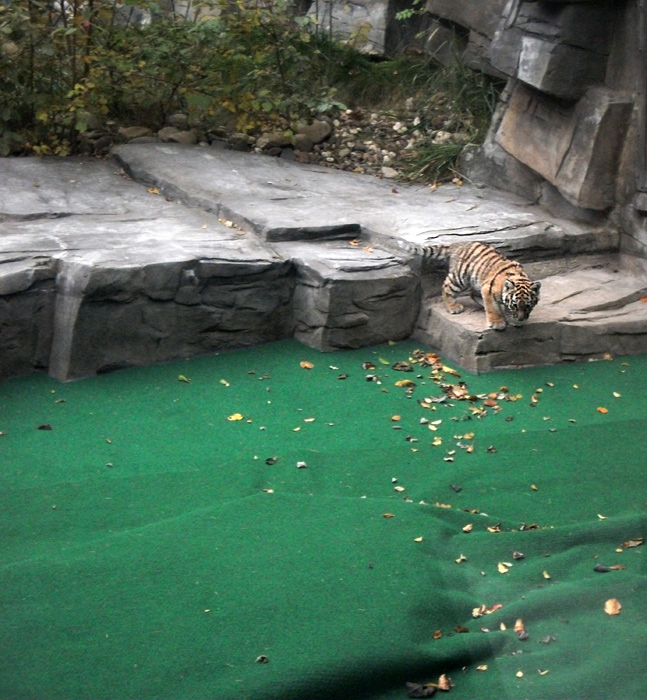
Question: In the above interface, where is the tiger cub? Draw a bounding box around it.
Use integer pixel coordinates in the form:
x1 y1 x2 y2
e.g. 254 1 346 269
413 241 541 330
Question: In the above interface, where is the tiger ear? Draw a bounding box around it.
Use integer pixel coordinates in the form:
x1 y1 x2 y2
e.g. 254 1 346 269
531 281 541 295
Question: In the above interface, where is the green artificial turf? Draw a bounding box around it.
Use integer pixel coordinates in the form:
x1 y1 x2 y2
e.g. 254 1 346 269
1 340 645 700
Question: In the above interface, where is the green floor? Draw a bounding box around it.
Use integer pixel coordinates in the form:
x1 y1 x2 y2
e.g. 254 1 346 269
1 340 645 700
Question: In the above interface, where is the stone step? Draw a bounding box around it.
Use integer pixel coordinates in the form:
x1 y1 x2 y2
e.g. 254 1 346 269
413 255 647 372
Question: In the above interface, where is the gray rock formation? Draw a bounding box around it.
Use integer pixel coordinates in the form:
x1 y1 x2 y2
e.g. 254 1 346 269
2 145 645 381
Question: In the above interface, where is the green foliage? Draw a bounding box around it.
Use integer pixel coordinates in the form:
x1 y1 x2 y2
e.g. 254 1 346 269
0 0 501 182
0 0 346 154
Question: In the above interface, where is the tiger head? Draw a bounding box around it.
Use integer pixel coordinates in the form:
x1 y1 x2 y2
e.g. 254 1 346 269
502 278 541 323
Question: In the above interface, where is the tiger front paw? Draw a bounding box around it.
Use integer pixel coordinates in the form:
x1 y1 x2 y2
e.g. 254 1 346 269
488 319 507 331
445 302 465 315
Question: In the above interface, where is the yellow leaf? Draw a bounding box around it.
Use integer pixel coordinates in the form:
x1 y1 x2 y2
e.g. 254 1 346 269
219 379 230 386
498 562 509 574
395 379 416 387
604 598 622 615
227 413 244 421
542 570 551 579
299 360 314 369
177 374 191 383
476 665 488 672
378 357 390 365
414 536 424 543
597 406 609 414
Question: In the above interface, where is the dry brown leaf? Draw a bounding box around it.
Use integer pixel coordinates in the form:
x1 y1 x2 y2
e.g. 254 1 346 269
432 629 443 640
597 406 609 414
437 674 452 691
299 360 314 369
621 537 644 549
604 598 622 615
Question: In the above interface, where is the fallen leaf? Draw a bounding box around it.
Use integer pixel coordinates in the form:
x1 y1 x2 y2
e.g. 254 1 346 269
147 187 160 195
462 523 473 533
299 361 314 369
593 563 626 572
621 537 644 549
516 671 524 678
391 415 401 422
395 379 417 388
455 625 470 633
515 618 529 640
531 484 538 491
37 424 53 431
392 360 413 371
542 570 551 580
437 674 452 691
497 562 509 574
255 655 269 663
227 413 244 421
604 598 622 615
405 682 437 698
177 374 191 383
262 488 274 494
598 513 607 520
597 407 609 414
613 391 621 398
265 456 279 465
382 513 395 519
432 629 443 639
414 536 424 543
512 551 525 560
455 554 468 564
362 361 376 370
538 668 550 676
476 665 488 672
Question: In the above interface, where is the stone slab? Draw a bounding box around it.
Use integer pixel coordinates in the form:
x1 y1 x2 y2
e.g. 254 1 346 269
413 255 647 372
496 83 633 210
112 144 614 253
0 146 641 380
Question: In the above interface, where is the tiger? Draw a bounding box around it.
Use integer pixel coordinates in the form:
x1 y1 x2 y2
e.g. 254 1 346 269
410 241 541 330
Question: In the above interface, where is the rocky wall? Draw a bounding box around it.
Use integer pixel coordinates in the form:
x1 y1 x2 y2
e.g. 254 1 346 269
319 0 646 255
